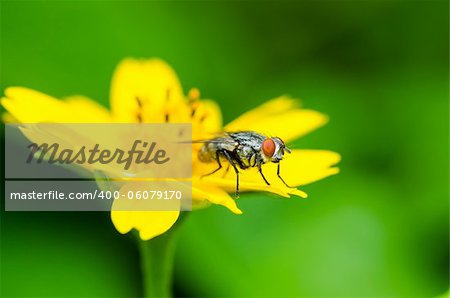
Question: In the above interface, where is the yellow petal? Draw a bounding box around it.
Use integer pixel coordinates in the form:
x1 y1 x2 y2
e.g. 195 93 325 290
1 87 112 123
193 167 296 198
191 99 223 139
225 97 328 142
280 149 341 186
2 112 18 123
111 210 180 241
225 96 299 127
235 149 340 188
110 58 190 123
195 149 340 198
110 181 181 240
2 87 66 122
63 95 113 122
192 181 242 214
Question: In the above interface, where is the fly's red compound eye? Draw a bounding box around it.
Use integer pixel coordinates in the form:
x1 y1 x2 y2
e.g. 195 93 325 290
262 138 276 157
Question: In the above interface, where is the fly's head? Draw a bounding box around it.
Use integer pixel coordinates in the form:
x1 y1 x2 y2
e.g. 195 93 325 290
261 136 291 163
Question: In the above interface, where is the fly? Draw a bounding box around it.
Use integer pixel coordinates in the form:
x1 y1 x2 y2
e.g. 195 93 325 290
197 131 293 198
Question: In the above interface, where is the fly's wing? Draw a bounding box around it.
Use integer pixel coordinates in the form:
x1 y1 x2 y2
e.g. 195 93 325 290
180 134 238 151
178 132 232 144
197 137 237 150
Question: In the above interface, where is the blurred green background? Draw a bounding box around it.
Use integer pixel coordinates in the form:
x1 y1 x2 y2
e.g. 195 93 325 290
1 1 448 297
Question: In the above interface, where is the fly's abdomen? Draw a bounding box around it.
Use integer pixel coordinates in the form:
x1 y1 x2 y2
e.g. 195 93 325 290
197 136 238 164
198 142 217 163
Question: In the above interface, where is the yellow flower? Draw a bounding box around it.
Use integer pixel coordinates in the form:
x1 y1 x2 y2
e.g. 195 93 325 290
1 58 340 240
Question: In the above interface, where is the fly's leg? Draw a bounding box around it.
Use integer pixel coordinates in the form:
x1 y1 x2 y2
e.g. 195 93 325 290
221 164 230 178
277 163 295 188
222 150 240 198
258 165 270 186
256 156 270 185
201 150 222 178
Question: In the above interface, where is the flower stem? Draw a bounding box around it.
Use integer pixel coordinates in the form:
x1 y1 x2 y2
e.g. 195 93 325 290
137 214 186 298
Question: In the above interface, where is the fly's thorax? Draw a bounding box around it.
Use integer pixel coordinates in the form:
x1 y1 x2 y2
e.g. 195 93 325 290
234 143 260 168
259 151 271 163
